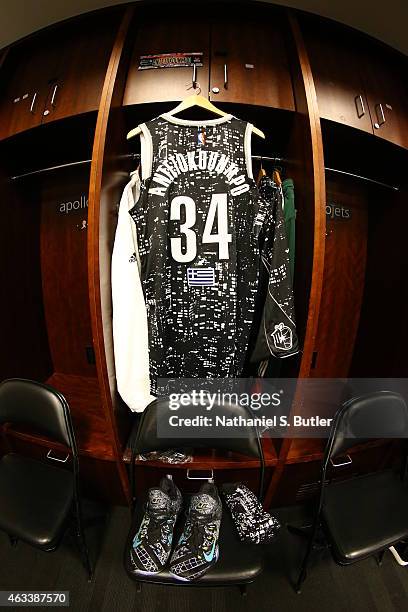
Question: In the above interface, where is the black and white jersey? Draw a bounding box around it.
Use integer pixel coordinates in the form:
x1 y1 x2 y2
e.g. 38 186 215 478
112 113 299 411
130 114 260 395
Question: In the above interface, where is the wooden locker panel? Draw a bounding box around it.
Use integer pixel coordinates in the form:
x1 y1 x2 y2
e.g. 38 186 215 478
123 13 210 105
42 13 120 124
0 47 8 66
300 18 373 134
274 440 400 506
209 15 294 110
1 369 118 475
45 373 114 459
351 179 408 377
3 432 125 502
0 34 58 140
39 166 95 377
362 46 408 149
310 175 368 378
132 464 272 498
0 166 52 381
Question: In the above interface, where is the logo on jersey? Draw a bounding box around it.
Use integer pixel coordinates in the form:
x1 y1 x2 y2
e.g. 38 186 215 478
187 268 215 287
271 323 293 351
198 129 206 146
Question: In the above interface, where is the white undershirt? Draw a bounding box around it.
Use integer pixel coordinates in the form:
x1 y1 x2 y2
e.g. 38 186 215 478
111 171 155 412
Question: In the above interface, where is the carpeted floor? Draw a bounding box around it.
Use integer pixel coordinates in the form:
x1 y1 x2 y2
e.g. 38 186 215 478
1 503 408 612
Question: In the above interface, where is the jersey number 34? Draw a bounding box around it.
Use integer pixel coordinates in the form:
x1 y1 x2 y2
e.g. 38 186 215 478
170 193 232 262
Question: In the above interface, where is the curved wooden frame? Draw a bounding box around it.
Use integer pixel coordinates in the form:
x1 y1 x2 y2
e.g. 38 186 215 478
88 7 135 504
262 11 326 508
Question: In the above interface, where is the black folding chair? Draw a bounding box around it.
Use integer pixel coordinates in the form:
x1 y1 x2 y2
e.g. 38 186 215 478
124 397 266 594
0 378 92 580
292 390 408 593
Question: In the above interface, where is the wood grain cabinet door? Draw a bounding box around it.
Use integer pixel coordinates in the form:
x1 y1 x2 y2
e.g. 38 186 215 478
362 47 408 150
0 34 58 140
310 176 368 378
123 12 210 105
209 16 295 110
41 14 119 124
301 20 373 134
39 167 95 377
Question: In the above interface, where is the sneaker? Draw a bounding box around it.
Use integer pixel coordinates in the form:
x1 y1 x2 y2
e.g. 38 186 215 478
131 475 182 575
169 482 222 582
222 483 280 544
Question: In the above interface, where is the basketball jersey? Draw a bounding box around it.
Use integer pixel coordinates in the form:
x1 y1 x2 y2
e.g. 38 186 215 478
127 114 262 394
112 113 299 411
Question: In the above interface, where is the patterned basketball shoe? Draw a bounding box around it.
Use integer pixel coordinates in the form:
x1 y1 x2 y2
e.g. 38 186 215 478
131 475 182 575
169 482 222 581
222 483 280 544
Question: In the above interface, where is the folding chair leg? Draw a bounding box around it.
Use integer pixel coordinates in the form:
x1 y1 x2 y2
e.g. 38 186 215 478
8 535 18 547
295 529 317 594
75 508 93 581
296 553 309 593
377 550 386 567
77 528 93 581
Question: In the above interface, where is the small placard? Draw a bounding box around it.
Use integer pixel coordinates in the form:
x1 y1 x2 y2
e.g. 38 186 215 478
245 63 254 69
138 52 203 70
58 194 88 215
326 202 351 220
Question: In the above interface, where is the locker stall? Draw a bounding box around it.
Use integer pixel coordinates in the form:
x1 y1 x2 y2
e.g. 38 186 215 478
0 2 407 507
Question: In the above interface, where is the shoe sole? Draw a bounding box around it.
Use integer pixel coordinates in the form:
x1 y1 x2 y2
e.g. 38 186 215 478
132 568 163 576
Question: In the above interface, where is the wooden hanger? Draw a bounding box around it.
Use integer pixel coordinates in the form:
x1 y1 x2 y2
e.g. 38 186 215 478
257 157 267 185
126 93 265 140
273 168 282 186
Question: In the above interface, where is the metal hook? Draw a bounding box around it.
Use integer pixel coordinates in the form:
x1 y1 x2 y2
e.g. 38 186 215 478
193 64 197 88
186 81 202 95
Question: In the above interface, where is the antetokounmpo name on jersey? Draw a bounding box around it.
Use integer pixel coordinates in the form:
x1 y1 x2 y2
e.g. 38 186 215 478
148 149 250 197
